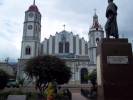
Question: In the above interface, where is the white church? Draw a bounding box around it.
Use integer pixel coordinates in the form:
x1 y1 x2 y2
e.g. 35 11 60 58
17 1 104 84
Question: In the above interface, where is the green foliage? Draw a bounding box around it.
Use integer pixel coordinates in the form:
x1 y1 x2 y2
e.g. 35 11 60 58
83 73 89 81
25 55 72 93
88 69 97 86
0 69 9 90
17 77 25 87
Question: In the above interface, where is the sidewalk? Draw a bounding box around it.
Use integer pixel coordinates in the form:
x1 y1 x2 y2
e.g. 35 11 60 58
72 93 87 100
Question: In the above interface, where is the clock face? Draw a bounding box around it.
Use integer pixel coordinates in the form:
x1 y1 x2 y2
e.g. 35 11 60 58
29 13 33 18
28 25 33 30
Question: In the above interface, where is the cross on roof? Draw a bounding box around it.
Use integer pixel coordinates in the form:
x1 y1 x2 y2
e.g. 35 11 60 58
63 24 66 30
94 8 97 15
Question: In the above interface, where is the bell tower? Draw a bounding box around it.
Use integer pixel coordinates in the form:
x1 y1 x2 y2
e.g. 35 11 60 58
21 0 41 59
88 10 104 64
17 0 41 80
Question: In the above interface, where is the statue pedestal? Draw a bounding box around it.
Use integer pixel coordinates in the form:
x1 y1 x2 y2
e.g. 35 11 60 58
97 38 133 100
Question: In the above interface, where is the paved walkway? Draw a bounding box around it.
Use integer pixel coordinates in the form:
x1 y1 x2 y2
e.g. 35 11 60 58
7 95 26 100
72 93 87 100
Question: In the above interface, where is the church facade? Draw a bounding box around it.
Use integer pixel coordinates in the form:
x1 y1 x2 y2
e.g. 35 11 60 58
17 1 104 84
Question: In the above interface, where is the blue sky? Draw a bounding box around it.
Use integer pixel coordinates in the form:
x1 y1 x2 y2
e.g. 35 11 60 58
0 0 133 60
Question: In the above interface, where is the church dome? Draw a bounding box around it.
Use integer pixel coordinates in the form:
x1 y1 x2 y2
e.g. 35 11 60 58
28 5 39 12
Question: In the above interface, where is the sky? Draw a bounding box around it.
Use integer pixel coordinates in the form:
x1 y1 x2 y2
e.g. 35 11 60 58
0 0 133 60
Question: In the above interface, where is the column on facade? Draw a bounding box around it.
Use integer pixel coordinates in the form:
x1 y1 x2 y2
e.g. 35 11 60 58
75 35 79 55
79 39 82 55
69 33 73 53
88 31 94 64
85 41 89 55
36 42 40 56
70 61 75 83
78 62 81 84
81 38 85 55
75 62 80 84
52 36 55 54
93 48 96 64
49 35 53 55
42 39 48 55
55 33 59 54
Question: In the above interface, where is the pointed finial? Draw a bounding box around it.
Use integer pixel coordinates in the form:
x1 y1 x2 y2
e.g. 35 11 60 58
33 0 35 5
94 8 97 15
63 24 66 30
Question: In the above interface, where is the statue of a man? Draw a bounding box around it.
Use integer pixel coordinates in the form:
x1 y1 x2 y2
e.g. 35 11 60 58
105 0 119 39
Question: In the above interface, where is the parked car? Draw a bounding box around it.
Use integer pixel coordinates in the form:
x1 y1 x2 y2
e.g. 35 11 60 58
6 79 19 88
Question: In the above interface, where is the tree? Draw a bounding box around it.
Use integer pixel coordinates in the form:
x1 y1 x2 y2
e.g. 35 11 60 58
17 77 25 87
25 55 72 94
0 69 9 90
88 69 97 89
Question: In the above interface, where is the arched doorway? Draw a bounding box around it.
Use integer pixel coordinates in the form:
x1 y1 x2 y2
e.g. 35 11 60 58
80 68 88 84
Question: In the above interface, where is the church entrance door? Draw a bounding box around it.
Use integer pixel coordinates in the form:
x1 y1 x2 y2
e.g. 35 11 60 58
80 68 88 84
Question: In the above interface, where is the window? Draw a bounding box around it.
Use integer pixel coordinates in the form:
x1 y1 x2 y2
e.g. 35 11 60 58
65 42 69 53
59 42 63 53
25 46 31 55
85 44 88 55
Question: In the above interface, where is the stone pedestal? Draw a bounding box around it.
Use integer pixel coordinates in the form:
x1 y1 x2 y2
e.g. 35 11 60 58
97 38 133 100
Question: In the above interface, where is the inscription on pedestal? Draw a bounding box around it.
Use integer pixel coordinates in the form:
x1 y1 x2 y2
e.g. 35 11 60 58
107 56 128 64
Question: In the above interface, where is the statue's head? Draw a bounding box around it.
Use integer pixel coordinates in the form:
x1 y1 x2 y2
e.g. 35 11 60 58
108 0 113 3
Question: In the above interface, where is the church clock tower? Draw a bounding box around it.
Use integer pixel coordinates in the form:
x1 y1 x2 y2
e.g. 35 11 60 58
17 0 41 80
88 11 104 64
21 0 41 59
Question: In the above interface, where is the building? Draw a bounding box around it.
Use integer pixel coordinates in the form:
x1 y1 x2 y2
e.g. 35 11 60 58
17 1 104 84
0 60 16 77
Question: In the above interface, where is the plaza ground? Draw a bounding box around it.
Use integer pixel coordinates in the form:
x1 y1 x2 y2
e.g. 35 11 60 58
2 86 93 100
72 92 87 100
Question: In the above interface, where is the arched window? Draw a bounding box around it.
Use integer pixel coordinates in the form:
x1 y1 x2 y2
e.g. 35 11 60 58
80 68 88 84
65 42 69 53
25 46 31 55
85 43 88 55
59 42 63 53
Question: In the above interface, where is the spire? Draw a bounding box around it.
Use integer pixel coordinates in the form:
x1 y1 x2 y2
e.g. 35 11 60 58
63 24 66 30
93 8 98 19
33 0 35 5
91 9 101 30
94 8 97 16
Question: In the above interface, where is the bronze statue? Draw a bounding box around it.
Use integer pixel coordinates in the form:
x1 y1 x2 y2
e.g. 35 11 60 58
105 0 119 39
